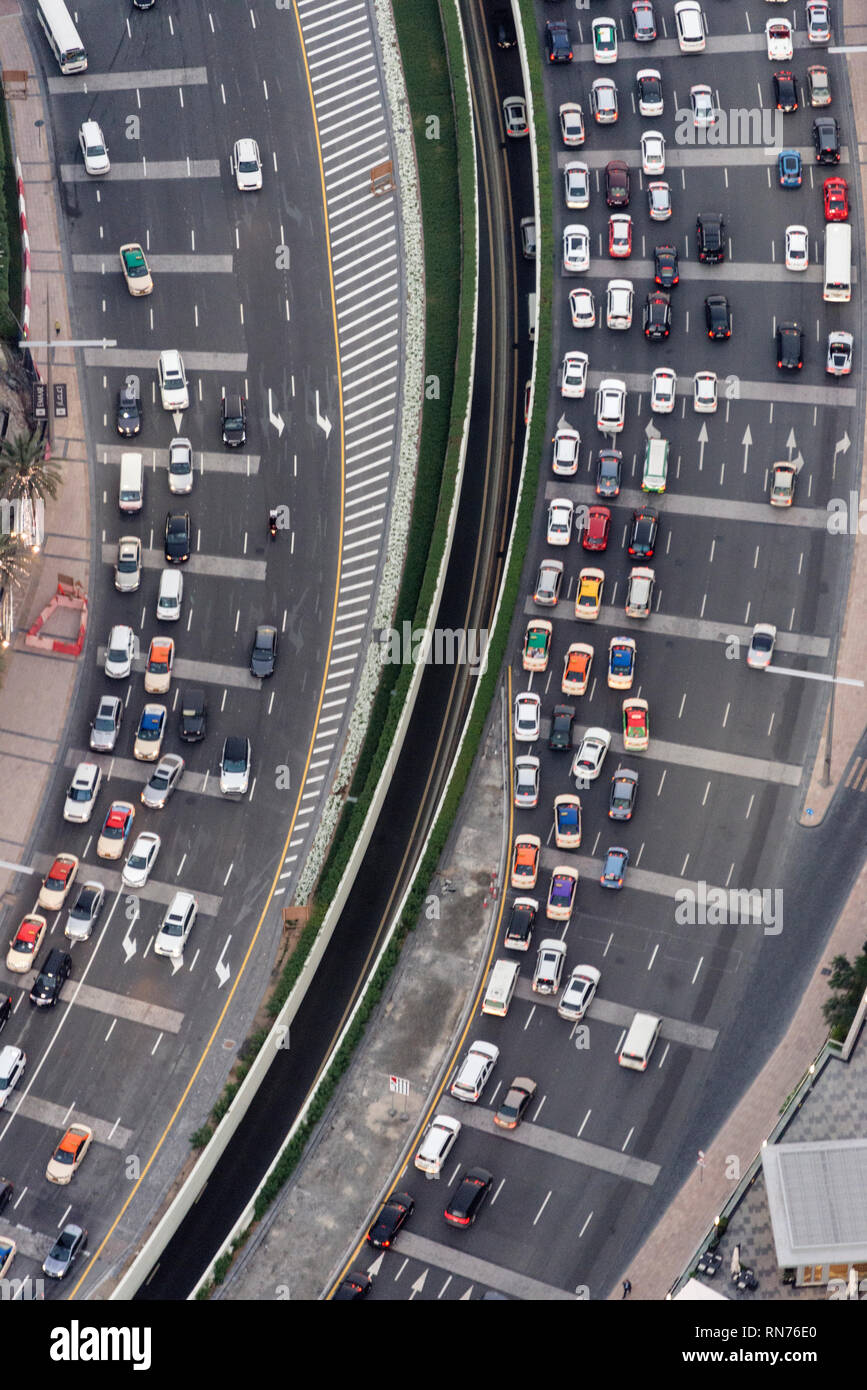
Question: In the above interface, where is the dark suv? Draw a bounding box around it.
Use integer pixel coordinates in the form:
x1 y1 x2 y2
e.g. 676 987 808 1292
654 245 679 288
221 393 247 447
643 291 671 340
179 688 207 742
696 213 726 264
444 1168 493 1227
705 294 732 339
628 509 658 559
776 322 804 370
491 9 517 47
30 949 71 1007
545 20 572 62
548 704 575 752
812 116 840 164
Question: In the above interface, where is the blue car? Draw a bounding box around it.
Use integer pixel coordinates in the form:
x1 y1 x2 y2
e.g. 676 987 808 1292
778 149 802 187
600 845 630 890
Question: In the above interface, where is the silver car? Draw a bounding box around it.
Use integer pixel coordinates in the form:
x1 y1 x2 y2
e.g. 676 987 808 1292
514 755 540 808
114 535 142 592
89 695 123 752
64 882 105 942
42 1224 87 1280
564 162 590 210
141 753 185 810
168 436 194 494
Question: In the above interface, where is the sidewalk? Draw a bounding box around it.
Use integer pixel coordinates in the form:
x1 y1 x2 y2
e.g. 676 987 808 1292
0 5 90 906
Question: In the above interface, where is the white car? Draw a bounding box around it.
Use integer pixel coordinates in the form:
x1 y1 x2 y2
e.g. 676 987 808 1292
563 225 590 273
168 436 193 494
690 85 715 127
78 120 110 175
747 623 777 670
153 890 198 959
806 0 831 44
636 69 663 118
532 938 567 995
606 279 633 330
650 367 677 414
514 692 541 742
114 535 142 593
596 379 626 434
547 498 574 546
592 16 618 64
514 756 540 809
647 181 672 221
122 831 162 888
693 371 718 413
609 214 632 258
766 18 793 59
557 965 601 1021
770 463 796 507
63 762 102 824
157 350 189 411
104 624 136 679
564 162 590 210
561 351 588 398
785 225 809 271
590 77 618 124
552 428 581 476
572 727 612 784
674 0 706 52
233 137 263 191
414 1114 461 1174
826 330 853 376
559 102 585 147
641 131 665 176
569 287 596 328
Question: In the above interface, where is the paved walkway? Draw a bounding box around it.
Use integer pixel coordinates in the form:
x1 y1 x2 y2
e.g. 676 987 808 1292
0 2 90 909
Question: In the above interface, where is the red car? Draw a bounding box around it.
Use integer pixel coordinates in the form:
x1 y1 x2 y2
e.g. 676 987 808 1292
823 177 848 222
608 214 632 258
582 505 611 552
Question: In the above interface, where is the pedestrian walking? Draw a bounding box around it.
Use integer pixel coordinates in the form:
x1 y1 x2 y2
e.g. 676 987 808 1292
622 1279 632 1298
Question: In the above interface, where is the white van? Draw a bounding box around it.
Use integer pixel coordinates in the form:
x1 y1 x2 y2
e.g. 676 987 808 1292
823 223 851 303
118 452 143 513
641 438 669 493
618 1011 662 1070
674 1 706 52
450 1041 499 1102
528 292 537 341
156 569 183 622
482 958 520 1017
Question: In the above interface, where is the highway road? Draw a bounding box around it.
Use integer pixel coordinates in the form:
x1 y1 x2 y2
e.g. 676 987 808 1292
336 0 865 1300
0 0 408 1296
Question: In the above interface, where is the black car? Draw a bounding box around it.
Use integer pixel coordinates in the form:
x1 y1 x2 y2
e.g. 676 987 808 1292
491 8 516 47
221 393 247 447
632 0 656 40
250 624 278 678
0 995 10 1034
628 509 658 559
636 70 662 109
115 385 142 436
813 116 840 164
444 1168 493 1228
548 704 575 752
596 448 621 498
696 212 725 264
643 291 671 340
367 1191 414 1249
179 687 207 742
333 1272 372 1300
705 294 731 339
776 322 804 370
773 70 798 113
30 948 71 1008
609 768 639 821
132 0 156 9
164 512 191 563
545 20 572 62
0 1178 12 1215
654 245 679 288
605 160 630 208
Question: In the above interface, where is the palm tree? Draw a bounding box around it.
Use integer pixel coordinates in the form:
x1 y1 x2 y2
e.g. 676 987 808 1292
0 533 29 591
0 430 62 503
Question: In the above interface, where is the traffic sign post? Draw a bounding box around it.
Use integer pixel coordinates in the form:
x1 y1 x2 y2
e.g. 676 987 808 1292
53 383 67 418
32 382 47 420
388 1073 411 1119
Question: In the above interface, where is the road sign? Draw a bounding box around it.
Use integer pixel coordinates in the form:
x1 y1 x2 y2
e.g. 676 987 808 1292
32 382 47 419
53 383 67 418
389 1075 410 1095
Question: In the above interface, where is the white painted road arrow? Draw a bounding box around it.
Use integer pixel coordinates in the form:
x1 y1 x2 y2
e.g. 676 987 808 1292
216 935 232 987
315 390 332 440
268 388 285 438
697 422 708 470
742 424 753 472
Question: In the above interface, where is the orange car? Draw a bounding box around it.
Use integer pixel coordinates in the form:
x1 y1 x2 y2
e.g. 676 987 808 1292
45 1123 93 1185
511 834 541 889
144 637 174 694
562 642 594 696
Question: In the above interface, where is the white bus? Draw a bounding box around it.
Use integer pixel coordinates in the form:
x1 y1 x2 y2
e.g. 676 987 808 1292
35 0 87 74
823 223 852 304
